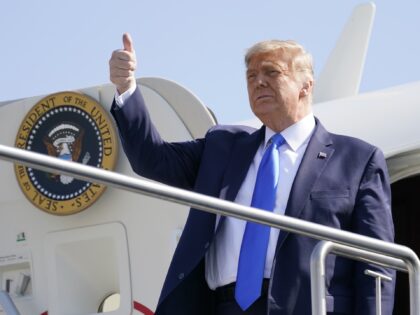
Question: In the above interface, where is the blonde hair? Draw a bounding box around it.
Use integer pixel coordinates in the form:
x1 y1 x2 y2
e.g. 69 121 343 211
245 40 314 81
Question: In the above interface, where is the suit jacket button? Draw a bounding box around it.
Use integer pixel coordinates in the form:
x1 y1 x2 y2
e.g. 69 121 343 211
178 273 185 280
204 242 210 249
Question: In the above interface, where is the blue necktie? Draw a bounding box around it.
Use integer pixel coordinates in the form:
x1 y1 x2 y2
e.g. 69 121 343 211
235 133 285 310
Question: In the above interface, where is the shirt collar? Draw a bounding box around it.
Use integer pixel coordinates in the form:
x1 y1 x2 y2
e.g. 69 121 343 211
264 113 316 152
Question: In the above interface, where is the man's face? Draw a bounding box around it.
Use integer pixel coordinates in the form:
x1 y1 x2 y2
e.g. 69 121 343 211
246 50 311 131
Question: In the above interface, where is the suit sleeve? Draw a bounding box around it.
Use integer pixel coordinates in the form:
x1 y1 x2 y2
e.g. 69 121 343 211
110 87 205 190
352 148 396 315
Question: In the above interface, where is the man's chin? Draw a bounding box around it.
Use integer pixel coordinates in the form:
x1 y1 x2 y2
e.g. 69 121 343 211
252 104 275 119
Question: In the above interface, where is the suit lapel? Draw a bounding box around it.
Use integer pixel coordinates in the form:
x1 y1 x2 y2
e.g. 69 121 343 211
220 127 265 202
216 127 264 228
276 120 335 248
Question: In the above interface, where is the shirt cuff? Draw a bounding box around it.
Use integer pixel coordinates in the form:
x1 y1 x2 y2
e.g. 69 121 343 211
114 85 137 107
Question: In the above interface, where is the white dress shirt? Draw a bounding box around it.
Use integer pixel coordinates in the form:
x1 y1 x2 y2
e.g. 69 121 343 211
205 114 315 289
115 85 136 107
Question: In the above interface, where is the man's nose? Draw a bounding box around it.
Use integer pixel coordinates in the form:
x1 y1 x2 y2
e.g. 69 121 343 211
256 74 267 87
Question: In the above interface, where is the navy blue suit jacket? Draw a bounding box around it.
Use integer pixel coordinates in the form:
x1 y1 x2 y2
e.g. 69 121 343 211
111 87 395 315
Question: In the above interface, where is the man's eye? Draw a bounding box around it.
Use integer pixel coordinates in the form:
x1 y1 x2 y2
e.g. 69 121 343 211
268 70 280 76
247 74 256 80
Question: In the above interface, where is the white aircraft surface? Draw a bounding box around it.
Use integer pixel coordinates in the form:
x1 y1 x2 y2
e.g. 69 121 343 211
0 2 417 315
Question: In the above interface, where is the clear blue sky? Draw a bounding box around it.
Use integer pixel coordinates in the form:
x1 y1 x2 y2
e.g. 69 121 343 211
1 0 419 123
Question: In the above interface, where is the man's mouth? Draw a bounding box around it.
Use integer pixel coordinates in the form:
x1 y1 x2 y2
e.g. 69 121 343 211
256 95 272 101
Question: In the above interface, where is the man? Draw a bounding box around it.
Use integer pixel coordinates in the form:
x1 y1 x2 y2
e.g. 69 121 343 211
109 33 395 314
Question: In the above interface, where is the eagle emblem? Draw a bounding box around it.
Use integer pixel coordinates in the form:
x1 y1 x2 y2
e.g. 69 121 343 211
43 123 87 184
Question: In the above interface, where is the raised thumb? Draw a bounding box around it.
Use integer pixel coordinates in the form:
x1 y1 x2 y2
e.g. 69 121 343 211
122 33 134 52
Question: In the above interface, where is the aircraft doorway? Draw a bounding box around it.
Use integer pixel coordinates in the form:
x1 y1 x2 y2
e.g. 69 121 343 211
391 175 420 315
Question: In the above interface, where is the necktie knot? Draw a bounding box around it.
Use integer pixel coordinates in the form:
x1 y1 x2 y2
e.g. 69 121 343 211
268 133 285 149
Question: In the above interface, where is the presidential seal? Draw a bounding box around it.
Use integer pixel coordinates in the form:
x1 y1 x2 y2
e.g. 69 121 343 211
14 91 118 215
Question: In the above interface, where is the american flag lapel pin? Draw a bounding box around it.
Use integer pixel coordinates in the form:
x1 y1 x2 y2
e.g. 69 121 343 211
318 152 327 159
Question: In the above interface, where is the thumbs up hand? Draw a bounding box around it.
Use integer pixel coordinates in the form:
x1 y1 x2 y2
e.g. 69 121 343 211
109 33 137 94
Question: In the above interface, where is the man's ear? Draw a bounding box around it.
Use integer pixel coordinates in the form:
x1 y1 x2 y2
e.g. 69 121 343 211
300 80 313 97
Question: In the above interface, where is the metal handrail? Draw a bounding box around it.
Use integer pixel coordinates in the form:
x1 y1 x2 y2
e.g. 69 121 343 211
1 144 420 314
0 291 21 315
310 241 408 315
